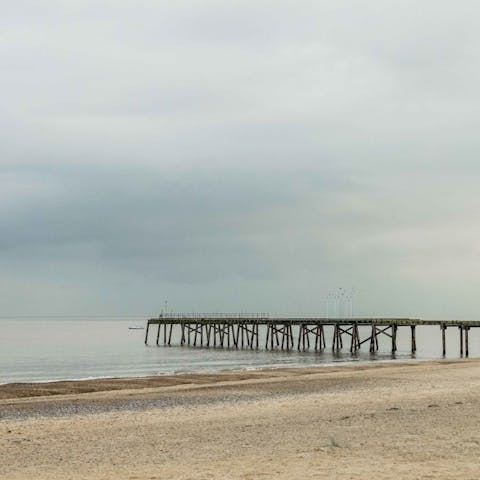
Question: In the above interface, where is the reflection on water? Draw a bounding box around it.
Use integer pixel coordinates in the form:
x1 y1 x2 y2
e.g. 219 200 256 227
0 319 476 383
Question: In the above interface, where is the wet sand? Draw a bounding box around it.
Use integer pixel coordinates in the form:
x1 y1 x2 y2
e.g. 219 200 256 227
1 359 480 479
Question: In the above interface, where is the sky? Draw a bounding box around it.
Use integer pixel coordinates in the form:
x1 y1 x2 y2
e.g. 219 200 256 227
1 1 480 318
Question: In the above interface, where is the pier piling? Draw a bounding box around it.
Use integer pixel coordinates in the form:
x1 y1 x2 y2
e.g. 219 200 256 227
411 325 416 353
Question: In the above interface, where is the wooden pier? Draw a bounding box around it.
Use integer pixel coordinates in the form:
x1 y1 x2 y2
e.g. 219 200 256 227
144 314 480 357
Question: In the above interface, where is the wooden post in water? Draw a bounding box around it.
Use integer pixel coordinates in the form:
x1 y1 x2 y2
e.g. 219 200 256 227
232 324 238 348
180 324 185 345
220 324 226 347
156 323 161 345
410 325 416 353
206 324 212 347
465 326 469 357
274 325 280 348
144 322 150 344
391 324 397 354
168 323 173 345
350 324 356 352
459 325 464 357
315 324 320 351
193 324 198 346
350 323 360 352
212 325 216 347
332 324 340 351
442 324 446 356
369 325 376 353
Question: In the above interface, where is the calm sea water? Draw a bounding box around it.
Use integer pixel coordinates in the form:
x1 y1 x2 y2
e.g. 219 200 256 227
0 319 476 384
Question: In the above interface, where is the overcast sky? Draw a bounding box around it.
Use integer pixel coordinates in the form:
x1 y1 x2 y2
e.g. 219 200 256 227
1 1 480 318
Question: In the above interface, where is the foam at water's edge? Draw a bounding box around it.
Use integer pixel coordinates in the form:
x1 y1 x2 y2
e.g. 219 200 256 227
0 355 437 386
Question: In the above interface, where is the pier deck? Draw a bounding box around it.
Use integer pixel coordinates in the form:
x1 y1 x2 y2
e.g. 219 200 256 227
145 315 480 356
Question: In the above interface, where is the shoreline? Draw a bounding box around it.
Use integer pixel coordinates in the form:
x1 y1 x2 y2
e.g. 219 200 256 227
0 354 431 389
1 357 477 403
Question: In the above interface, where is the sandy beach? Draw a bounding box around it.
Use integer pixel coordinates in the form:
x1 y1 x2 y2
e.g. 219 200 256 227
1 359 480 479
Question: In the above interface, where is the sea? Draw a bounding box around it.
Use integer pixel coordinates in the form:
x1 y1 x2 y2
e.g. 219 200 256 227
0 318 476 384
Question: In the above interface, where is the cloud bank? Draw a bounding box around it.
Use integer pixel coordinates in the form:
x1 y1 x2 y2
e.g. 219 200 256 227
1 1 480 317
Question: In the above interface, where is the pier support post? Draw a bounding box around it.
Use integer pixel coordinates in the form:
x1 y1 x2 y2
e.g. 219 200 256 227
281 325 287 350
332 324 342 351
315 324 325 351
369 325 376 353
193 324 198 346
298 324 310 350
410 325 416 353
350 323 360 352
287 324 293 350
206 324 212 347
441 324 446 356
459 325 464 357
465 326 469 357
144 322 150 345
315 325 320 351
248 324 253 348
180 324 185 345
237 324 242 348
220 324 226 347
232 324 238 348
391 324 397 354
156 323 161 345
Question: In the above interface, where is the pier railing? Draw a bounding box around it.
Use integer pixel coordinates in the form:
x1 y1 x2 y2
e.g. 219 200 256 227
155 313 270 319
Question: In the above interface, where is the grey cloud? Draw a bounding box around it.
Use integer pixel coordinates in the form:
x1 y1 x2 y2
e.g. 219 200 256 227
1 1 480 316
1 165 334 283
